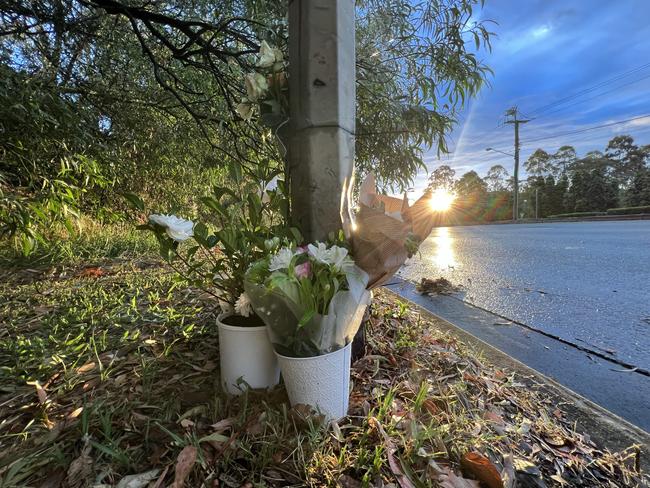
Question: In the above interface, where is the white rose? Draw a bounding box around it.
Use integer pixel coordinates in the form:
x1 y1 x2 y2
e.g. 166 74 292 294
257 40 276 68
245 72 268 101
234 292 253 317
269 247 294 271
148 214 194 242
236 102 253 120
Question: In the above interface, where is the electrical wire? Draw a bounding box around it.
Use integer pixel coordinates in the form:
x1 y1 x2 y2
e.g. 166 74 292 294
522 114 650 145
528 62 650 116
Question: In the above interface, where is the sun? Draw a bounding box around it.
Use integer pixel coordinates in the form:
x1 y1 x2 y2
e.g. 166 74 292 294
429 188 455 212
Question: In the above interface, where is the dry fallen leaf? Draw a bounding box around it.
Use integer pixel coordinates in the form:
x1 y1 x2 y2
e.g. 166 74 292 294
151 465 169 488
422 398 441 416
438 468 479 488
171 445 197 488
29 380 47 405
76 362 96 374
210 417 236 432
66 441 93 488
115 468 160 488
460 452 504 488
76 266 106 278
500 454 516 488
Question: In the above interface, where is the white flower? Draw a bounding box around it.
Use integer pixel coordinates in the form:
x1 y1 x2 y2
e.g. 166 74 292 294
218 299 234 314
326 245 351 271
307 242 330 264
269 247 294 271
257 40 276 68
148 214 194 242
245 72 268 101
235 292 253 317
307 243 352 270
236 102 253 120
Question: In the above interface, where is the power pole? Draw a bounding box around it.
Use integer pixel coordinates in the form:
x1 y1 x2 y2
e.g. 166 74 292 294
288 0 355 242
504 107 530 221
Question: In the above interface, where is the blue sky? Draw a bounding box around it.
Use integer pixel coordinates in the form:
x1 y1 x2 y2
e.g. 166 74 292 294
413 0 650 194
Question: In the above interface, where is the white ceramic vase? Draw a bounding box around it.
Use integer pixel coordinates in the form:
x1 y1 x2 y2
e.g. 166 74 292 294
217 313 280 395
276 342 352 421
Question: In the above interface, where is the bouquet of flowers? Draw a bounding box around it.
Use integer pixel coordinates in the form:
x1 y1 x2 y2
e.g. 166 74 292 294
244 242 371 357
341 173 440 288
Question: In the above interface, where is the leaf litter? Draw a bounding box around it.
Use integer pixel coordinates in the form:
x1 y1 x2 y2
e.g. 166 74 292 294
0 261 646 487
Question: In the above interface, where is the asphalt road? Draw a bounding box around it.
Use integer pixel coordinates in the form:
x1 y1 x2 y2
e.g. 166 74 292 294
395 220 650 430
400 220 650 370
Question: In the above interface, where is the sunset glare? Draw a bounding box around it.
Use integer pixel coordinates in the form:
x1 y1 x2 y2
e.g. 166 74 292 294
429 189 455 212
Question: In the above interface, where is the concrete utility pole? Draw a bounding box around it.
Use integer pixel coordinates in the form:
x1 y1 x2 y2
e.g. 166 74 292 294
288 0 356 242
504 107 530 221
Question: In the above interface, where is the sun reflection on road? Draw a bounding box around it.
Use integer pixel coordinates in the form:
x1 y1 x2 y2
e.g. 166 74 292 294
431 227 457 269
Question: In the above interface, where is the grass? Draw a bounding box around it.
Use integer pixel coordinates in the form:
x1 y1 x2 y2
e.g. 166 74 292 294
0 219 159 267
0 258 647 487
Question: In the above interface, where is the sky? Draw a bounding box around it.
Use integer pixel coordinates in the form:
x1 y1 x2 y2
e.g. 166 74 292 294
412 0 650 195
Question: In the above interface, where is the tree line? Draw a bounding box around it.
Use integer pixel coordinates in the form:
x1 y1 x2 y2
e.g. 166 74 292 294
427 134 650 222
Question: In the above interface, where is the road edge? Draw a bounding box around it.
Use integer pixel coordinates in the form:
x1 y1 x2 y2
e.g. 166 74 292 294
382 287 650 473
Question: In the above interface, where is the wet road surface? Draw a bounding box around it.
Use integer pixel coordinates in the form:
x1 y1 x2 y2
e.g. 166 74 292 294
395 220 650 430
399 221 650 370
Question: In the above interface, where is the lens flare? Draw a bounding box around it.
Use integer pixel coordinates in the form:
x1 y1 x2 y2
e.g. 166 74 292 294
429 189 455 212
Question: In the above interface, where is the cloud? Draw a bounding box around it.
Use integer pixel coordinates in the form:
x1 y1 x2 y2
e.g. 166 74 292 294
410 0 650 192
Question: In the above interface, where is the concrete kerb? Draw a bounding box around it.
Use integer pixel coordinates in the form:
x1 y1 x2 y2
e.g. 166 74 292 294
381 287 650 474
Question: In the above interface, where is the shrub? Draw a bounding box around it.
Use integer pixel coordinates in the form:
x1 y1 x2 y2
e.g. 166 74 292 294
606 206 650 215
546 212 606 218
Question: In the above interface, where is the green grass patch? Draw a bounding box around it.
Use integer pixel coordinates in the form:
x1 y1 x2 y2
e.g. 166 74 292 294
0 219 158 266
0 263 645 487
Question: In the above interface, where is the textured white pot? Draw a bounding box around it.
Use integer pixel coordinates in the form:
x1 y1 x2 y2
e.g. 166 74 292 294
217 313 280 395
276 342 352 421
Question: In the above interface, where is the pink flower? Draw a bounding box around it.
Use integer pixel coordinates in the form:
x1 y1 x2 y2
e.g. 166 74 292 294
295 245 308 254
294 261 312 279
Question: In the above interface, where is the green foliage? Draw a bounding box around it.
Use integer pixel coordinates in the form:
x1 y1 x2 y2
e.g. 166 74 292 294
565 168 618 213
137 163 298 305
1 155 113 255
606 205 650 215
0 220 158 266
427 165 457 192
546 212 606 218
356 0 493 190
625 167 650 206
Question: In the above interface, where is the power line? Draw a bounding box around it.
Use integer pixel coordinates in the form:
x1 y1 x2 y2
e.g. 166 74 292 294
522 113 650 145
528 62 650 116
531 73 650 120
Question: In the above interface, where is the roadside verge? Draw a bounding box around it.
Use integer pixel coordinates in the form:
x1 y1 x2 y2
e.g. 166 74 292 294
382 287 650 472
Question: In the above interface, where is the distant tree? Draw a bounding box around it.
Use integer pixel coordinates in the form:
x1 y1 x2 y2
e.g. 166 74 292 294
605 135 649 187
567 169 618 212
524 149 552 177
484 164 509 192
573 150 614 175
548 175 569 216
626 167 650 206
550 145 577 177
427 165 456 191
454 171 487 196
